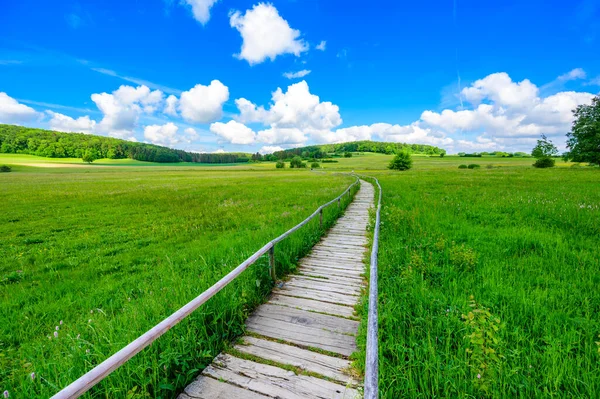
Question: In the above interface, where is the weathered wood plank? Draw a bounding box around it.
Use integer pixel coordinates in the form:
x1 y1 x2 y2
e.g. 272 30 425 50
299 266 364 278
286 278 362 295
291 274 363 289
297 270 365 285
246 315 357 356
250 304 359 334
269 294 356 318
274 285 360 306
203 354 360 399
234 336 357 385
181 375 270 399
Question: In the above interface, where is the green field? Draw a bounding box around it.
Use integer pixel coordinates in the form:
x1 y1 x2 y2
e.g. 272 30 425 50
2 153 599 398
356 167 600 398
0 165 356 398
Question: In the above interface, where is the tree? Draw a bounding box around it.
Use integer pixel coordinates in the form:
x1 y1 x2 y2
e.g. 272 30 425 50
564 95 600 166
82 149 99 163
388 151 413 171
344 152 353 158
310 162 320 169
531 134 558 168
275 160 285 169
290 156 306 168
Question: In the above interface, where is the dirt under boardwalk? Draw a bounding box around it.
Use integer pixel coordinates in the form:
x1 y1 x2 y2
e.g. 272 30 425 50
178 180 375 399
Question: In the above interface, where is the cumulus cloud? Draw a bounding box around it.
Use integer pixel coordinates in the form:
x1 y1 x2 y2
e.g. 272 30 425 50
0 92 40 123
316 41 326 51
461 72 539 108
557 68 586 82
283 69 311 79
144 122 180 146
259 145 284 154
47 111 96 134
91 84 163 139
164 95 178 116
210 120 256 144
229 3 308 65
180 0 219 25
178 80 229 123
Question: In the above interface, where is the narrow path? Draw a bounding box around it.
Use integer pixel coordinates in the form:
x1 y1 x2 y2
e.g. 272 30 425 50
179 180 374 399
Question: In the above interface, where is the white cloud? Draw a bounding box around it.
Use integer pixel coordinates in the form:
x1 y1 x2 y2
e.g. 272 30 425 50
184 127 199 142
585 75 600 86
259 145 284 154
283 69 311 79
0 92 40 123
557 68 586 82
164 94 178 116
179 80 229 123
47 111 96 134
316 41 326 51
236 80 342 132
229 3 308 65
210 120 256 144
213 148 226 154
143 122 180 146
181 0 219 25
91 84 163 139
461 72 539 108
256 127 307 145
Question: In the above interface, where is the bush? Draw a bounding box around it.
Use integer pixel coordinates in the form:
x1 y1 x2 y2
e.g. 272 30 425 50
321 159 338 163
289 156 306 168
275 160 285 169
310 162 320 168
533 158 555 168
467 164 481 169
0 165 11 172
344 152 353 158
458 164 468 169
388 151 413 171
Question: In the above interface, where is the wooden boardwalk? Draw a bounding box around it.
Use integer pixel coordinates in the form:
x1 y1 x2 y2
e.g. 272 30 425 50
178 180 374 399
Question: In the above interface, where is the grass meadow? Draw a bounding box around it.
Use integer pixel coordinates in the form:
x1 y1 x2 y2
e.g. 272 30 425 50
0 165 356 398
2 153 599 398
356 166 600 398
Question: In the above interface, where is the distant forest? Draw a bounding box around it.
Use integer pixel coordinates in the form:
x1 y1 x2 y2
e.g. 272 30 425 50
252 140 447 161
0 125 250 164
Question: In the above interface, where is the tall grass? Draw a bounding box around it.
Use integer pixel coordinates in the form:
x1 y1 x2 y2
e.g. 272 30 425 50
0 168 356 398
357 167 600 398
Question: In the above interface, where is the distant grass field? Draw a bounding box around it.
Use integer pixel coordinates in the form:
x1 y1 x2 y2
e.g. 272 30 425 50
0 167 356 398
355 167 600 398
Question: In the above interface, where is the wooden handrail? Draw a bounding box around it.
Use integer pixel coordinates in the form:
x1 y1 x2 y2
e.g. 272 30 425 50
50 176 360 399
363 176 382 399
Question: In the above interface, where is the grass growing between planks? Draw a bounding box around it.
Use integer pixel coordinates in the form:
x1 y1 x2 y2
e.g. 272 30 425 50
0 167 357 398
356 167 600 398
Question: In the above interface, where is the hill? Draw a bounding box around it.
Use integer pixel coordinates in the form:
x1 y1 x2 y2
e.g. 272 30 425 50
0 124 250 164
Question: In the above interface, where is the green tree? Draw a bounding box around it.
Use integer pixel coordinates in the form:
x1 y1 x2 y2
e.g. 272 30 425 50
310 162 320 168
388 151 413 171
344 152 353 158
82 149 99 163
290 156 306 168
564 95 600 166
275 160 285 169
531 134 558 168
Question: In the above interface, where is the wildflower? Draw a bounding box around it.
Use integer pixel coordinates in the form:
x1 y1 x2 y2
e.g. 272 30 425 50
88 319 92 323
60 320 63 325
90 310 93 314
54 331 58 338
477 374 481 379
3 390 9 398
86 349 90 354
55 326 59 331
30 372 35 381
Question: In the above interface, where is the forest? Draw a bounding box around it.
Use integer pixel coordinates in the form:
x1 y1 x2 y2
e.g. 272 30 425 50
0 124 250 164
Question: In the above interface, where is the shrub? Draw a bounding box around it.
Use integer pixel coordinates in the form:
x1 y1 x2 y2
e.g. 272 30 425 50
289 156 307 168
344 152 353 158
0 165 12 172
388 151 413 171
458 164 468 169
450 243 477 271
467 164 481 169
275 160 285 169
321 159 338 163
310 162 320 168
462 296 504 395
533 158 555 168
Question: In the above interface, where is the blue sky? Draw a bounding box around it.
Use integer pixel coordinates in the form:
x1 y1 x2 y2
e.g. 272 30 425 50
0 0 599 154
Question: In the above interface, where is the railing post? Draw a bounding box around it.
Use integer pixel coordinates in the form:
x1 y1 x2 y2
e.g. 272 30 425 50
337 197 340 210
319 208 323 229
269 245 276 281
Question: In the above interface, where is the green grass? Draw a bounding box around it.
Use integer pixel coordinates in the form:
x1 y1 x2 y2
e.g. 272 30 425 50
355 167 600 398
0 167 357 398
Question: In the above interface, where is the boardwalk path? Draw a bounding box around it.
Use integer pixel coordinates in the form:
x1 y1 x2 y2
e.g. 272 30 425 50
179 180 375 399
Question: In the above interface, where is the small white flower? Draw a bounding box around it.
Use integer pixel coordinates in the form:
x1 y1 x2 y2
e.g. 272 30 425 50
88 319 92 323
60 320 63 325
86 349 90 354
55 326 59 331
30 372 35 381
3 390 9 398
477 373 481 379
54 331 58 338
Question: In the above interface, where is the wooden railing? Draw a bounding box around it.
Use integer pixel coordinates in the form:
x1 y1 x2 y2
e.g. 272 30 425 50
50 176 360 399
363 176 382 399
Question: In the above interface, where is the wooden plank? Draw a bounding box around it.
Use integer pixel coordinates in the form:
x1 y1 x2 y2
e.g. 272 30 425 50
203 354 360 399
286 277 362 295
300 259 364 270
291 274 363 289
269 294 356 318
234 336 357 385
245 315 357 356
250 304 359 334
274 285 360 306
297 270 364 285
181 375 270 399
299 266 364 278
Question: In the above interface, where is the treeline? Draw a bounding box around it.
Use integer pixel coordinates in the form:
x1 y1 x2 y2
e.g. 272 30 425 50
0 125 250 164
458 151 531 157
251 140 446 161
